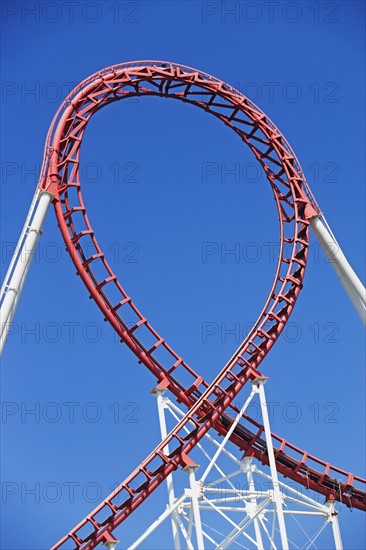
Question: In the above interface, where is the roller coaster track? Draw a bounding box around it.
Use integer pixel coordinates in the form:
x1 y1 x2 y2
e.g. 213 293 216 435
2 61 365 548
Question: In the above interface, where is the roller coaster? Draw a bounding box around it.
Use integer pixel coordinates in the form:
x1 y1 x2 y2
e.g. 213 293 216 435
1 61 365 549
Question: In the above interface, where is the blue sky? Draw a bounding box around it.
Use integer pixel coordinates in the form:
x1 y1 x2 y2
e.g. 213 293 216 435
1 1 365 548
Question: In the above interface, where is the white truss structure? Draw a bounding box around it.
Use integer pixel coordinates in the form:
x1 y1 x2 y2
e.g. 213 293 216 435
122 378 343 550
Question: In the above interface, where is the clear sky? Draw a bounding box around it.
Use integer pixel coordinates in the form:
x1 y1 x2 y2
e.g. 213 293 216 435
1 1 365 548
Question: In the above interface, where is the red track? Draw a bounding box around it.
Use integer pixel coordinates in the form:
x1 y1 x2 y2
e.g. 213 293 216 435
36 62 365 548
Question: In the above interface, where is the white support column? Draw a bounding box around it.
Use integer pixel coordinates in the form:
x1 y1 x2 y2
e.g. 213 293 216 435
0 190 54 354
326 499 343 550
255 377 289 550
0 188 40 300
104 541 120 550
331 514 343 550
185 465 205 550
310 215 366 324
242 457 264 550
152 388 181 550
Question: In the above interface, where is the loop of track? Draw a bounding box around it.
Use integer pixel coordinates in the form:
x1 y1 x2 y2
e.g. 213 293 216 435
37 62 365 548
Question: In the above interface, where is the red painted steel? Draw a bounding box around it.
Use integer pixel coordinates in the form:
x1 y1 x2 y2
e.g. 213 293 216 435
35 62 365 548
